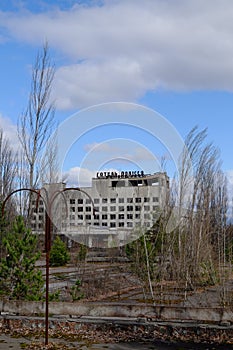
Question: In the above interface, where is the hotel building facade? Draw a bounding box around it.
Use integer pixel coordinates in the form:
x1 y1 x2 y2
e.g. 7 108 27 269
31 171 169 247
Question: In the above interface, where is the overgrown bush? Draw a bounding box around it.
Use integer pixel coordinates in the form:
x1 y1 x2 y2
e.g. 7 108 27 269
76 244 87 262
50 236 70 267
70 279 84 301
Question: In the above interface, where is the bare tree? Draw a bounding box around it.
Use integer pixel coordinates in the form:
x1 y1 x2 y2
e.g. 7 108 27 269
0 128 18 256
18 43 55 191
126 127 228 303
172 127 228 289
145 127 228 293
15 150 32 217
40 129 59 184
0 128 17 200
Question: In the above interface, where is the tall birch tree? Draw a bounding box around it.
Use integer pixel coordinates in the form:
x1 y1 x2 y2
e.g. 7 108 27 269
18 43 56 191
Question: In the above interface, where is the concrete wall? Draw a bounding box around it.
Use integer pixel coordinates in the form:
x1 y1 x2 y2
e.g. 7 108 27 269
1 300 232 324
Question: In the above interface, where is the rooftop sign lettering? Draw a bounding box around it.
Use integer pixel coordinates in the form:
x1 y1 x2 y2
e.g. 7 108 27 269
96 170 144 179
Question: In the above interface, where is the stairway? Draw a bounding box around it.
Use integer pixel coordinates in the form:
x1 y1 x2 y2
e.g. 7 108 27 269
86 247 128 263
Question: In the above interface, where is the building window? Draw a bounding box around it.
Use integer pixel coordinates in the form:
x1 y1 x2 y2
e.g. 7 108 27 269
39 215 43 221
102 222 107 226
135 213 140 219
153 197 159 202
110 198 116 203
110 206 116 211
127 198 133 203
78 215 83 220
102 214 107 220
127 214 133 220
78 207 83 212
94 198 99 204
78 199 83 204
153 212 159 219
144 214 150 220
150 177 159 185
110 214 116 220
135 206 141 211
119 198 124 203
102 198 108 203
70 207 75 212
119 222 124 227
94 215 99 220
144 206 150 211
94 222 99 226
33 208 38 213
85 215 91 220
110 222 116 227
127 222 133 227
86 199 91 204
135 197 141 203
118 214 124 220
153 205 159 210
70 215 75 220
127 205 133 211
86 206 91 212
102 206 107 211
144 197 150 202
70 199 75 204
39 207 44 213
119 206 124 211
112 180 125 188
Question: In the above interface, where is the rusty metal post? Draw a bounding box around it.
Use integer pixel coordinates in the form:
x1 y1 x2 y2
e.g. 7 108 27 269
45 211 51 345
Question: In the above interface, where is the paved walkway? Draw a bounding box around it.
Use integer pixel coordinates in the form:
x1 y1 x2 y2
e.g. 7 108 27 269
0 335 159 350
0 335 162 349
0 334 30 349
0 335 230 350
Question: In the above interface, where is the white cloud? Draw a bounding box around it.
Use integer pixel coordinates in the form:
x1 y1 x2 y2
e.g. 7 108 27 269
227 170 233 181
130 147 156 162
83 141 156 161
2 0 233 109
84 140 120 155
0 114 19 151
54 59 150 109
63 166 96 187
79 139 164 176
226 170 233 193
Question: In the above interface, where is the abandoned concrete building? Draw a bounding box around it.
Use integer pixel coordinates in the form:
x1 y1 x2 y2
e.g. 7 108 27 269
31 171 169 247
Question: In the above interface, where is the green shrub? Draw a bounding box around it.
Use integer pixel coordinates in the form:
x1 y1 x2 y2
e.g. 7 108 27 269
70 279 84 301
48 290 60 301
50 236 70 267
77 244 87 262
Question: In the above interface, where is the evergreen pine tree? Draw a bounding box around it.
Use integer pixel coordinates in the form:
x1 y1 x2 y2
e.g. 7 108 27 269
0 216 44 300
50 236 70 267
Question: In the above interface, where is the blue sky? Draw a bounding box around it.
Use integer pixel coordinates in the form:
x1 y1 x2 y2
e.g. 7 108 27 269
0 0 233 186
